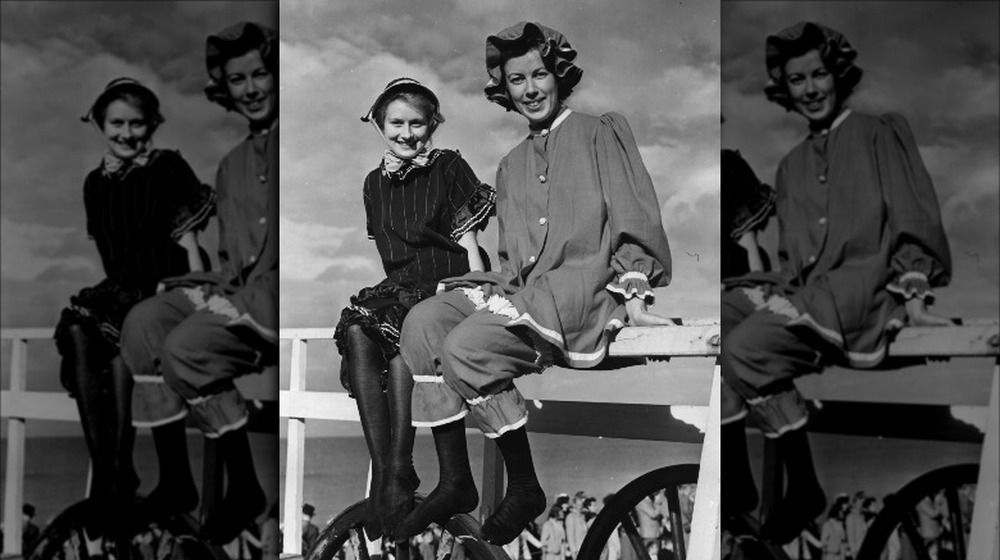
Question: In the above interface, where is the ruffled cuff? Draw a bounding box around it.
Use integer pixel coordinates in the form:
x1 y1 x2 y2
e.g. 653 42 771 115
170 185 216 240
606 271 655 302
886 271 934 302
450 183 496 241
729 185 776 241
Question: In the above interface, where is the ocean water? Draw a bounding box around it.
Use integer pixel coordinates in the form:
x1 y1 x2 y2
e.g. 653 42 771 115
1 431 982 530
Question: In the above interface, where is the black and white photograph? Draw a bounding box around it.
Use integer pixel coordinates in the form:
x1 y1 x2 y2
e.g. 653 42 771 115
277 1 720 559
1 2 280 559
720 2 998 559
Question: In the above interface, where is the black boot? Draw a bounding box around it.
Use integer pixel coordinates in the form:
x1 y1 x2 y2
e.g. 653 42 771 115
345 326 391 539
761 428 826 544
108 356 140 498
481 427 546 545
721 420 759 520
395 420 479 538
202 427 267 544
379 356 420 540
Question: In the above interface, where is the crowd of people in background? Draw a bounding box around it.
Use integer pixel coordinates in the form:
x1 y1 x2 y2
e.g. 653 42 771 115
331 486 696 560
776 488 974 560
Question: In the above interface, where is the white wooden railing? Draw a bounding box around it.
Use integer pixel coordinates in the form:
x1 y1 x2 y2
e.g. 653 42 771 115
279 324 723 560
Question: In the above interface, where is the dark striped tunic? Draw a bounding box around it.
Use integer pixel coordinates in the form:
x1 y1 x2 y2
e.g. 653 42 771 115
84 149 214 295
364 149 494 292
334 148 495 395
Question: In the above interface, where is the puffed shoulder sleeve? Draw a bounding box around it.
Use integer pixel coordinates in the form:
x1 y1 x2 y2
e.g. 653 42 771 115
596 113 672 301
875 113 952 302
161 151 216 240
444 151 496 242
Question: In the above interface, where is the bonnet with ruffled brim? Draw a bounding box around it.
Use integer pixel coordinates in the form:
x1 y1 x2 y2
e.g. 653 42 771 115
204 21 277 108
763 21 863 110
484 21 583 111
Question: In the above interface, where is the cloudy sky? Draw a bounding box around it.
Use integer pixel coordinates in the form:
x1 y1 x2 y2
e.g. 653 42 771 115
722 1 999 320
1 1 277 431
278 0 722 422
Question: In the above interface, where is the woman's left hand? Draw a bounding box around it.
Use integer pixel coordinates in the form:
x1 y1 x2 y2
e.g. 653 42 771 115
625 298 678 326
905 298 953 327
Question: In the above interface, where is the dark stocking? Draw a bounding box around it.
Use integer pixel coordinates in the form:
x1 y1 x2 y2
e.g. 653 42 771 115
108 357 139 498
762 428 826 544
721 420 758 519
395 420 478 538
139 419 199 521
346 326 390 539
481 427 546 545
378 356 420 539
202 428 267 544
65 323 117 533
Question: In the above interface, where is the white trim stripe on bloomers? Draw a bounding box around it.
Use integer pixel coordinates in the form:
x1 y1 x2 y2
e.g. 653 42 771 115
482 415 529 439
412 409 469 428
132 408 188 428
760 415 808 439
721 409 748 425
203 414 249 439
133 375 165 383
413 375 445 383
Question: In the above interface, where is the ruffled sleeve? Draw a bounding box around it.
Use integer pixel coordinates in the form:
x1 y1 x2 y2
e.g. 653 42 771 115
722 149 775 241
444 152 496 241
161 151 216 240
875 113 952 302
595 113 672 301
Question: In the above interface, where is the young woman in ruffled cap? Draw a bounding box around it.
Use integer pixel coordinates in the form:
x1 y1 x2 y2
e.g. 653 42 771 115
395 22 672 544
55 77 214 536
333 77 495 539
720 22 951 544
119 21 278 543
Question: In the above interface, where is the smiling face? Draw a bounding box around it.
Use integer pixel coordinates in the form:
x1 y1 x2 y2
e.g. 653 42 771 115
224 49 276 126
784 49 839 127
504 48 560 124
102 99 151 161
382 99 431 160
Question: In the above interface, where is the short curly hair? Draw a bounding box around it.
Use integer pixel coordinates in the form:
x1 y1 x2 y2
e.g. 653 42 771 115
204 21 278 112
763 21 863 112
484 22 583 112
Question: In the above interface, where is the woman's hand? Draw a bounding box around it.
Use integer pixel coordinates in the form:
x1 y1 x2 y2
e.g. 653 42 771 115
905 297 953 327
625 298 677 326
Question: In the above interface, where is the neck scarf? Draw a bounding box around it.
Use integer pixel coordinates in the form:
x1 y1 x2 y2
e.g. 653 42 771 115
101 145 153 178
381 147 439 179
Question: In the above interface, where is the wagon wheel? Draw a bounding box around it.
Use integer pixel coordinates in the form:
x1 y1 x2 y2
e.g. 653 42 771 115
858 463 978 560
576 464 699 560
307 496 509 560
25 498 223 560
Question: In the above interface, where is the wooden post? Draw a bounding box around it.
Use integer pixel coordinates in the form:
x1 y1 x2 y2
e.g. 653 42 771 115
3 338 27 556
283 337 308 556
967 359 999 559
688 364 720 560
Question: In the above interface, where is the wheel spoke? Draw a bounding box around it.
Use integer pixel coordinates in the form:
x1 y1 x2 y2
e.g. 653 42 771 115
619 516 653 560
665 486 687 560
945 485 966 559
899 515 934 560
